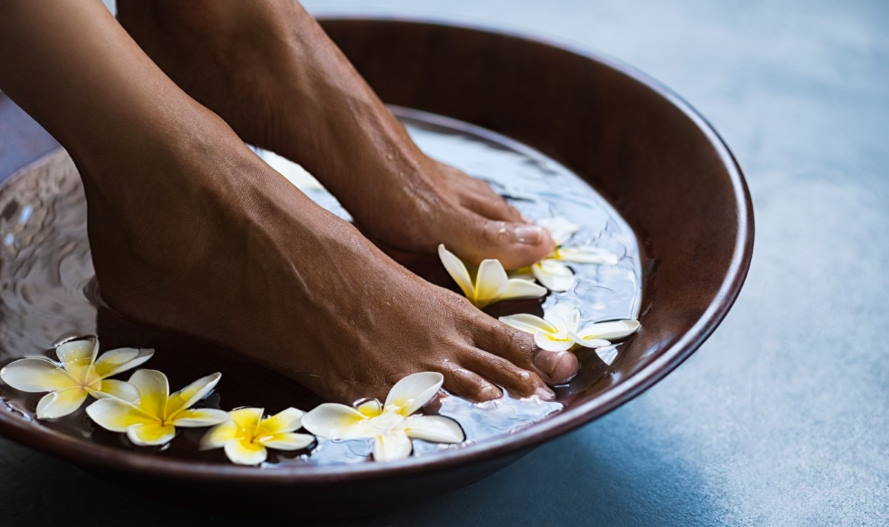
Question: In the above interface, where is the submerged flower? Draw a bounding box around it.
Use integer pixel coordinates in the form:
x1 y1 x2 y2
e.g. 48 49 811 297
500 303 640 352
522 217 619 292
0 335 152 419
201 407 314 465
86 369 227 446
301 372 465 462
438 244 546 308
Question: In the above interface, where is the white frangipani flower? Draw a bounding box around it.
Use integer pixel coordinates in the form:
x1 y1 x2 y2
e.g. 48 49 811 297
86 369 227 446
201 407 314 465
499 303 640 352
526 217 620 292
0 335 152 419
438 244 546 308
301 372 465 462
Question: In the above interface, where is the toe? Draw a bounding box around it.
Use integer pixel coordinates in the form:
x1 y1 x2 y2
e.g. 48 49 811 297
441 363 502 402
532 350 579 385
451 211 555 269
462 349 554 400
458 182 524 223
476 320 580 386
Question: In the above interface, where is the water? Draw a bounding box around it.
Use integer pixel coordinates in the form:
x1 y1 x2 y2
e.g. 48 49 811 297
0 108 641 466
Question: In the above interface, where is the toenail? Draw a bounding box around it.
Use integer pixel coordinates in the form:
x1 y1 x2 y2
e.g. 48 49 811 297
534 351 579 383
514 225 546 245
534 385 556 401
480 384 503 400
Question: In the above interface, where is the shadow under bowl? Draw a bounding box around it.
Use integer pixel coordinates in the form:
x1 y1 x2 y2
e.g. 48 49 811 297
0 17 753 517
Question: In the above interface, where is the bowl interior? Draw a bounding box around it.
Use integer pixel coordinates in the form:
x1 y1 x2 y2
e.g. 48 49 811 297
0 18 751 487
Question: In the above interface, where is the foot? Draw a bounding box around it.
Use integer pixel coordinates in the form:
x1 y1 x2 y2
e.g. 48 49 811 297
79 109 576 404
117 0 556 269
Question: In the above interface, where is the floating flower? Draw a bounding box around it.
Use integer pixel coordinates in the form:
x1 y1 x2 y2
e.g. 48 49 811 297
438 244 546 308
201 407 314 465
301 372 465 462
86 369 227 446
522 217 620 292
0 335 152 419
500 303 640 352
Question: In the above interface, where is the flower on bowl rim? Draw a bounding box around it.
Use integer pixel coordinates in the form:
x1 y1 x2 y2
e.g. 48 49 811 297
500 303 640 352
438 244 546 308
301 372 465 462
86 369 227 446
0 335 152 419
201 407 314 465
518 217 619 292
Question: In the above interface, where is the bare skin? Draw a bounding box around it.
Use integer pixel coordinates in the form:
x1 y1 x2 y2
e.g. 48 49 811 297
0 1 578 403
116 0 555 269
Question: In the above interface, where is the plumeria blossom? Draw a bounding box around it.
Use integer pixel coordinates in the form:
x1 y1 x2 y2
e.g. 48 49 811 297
438 244 546 308
301 372 465 462
86 369 227 446
201 407 314 465
500 303 640 352
520 217 620 292
0 335 152 419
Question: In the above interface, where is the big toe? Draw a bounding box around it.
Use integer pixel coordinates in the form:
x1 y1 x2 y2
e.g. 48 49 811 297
453 213 555 269
533 350 579 385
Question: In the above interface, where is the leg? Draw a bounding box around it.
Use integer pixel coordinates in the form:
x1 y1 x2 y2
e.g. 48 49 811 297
117 0 556 269
0 0 576 403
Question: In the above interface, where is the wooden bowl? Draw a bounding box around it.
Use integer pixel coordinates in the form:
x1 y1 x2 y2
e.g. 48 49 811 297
0 18 752 517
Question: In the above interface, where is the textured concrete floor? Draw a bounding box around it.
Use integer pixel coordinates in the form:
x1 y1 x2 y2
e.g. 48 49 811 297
3 1 889 525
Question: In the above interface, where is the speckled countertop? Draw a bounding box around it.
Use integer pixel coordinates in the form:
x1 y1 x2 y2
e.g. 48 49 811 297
2 1 888 525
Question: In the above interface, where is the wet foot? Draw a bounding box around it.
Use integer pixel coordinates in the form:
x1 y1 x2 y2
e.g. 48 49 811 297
81 109 576 404
117 0 556 269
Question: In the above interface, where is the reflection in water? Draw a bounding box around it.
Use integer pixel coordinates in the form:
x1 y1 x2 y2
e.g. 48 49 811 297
0 110 640 465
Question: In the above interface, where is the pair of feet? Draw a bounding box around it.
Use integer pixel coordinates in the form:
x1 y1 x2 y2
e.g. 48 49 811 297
75 0 578 403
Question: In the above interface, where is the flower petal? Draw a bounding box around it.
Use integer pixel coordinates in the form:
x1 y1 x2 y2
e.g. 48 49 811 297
86 397 155 432
36 388 88 419
373 431 412 462
127 422 176 446
385 371 443 416
127 369 169 417
228 407 264 433
260 432 314 451
55 336 98 370
532 259 575 292
437 244 474 299
403 415 465 443
200 420 239 450
301 403 367 439
538 217 579 246
571 336 611 349
534 332 576 352
596 346 619 366
545 303 581 333
0 357 76 392
577 319 641 341
474 259 509 305
257 407 305 435
499 278 547 301
166 372 221 418
557 246 619 265
499 313 559 335
224 439 267 465
96 379 140 402
356 399 382 418
172 408 229 427
93 347 154 378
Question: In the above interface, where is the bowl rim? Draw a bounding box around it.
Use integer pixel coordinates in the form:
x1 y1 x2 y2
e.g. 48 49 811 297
0 16 754 485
